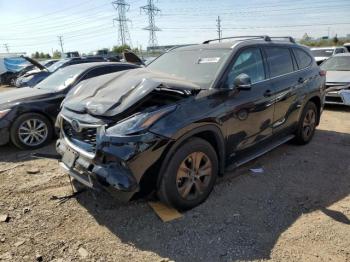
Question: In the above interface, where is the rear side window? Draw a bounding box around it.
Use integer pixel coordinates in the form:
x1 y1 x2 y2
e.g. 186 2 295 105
265 47 294 77
83 65 134 80
293 48 312 69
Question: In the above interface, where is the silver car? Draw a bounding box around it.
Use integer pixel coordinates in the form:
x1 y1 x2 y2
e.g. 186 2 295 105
311 47 348 65
321 53 350 106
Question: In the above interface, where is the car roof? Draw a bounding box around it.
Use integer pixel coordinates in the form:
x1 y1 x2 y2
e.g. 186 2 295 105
173 39 301 51
59 62 135 70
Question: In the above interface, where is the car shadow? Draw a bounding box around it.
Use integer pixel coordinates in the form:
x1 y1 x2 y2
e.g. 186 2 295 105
324 104 350 112
74 128 350 261
0 142 57 163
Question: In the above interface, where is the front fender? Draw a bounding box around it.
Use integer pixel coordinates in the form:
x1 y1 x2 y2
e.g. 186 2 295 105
155 124 226 187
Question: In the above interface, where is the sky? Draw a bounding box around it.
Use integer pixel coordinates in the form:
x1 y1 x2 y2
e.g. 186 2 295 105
0 0 350 56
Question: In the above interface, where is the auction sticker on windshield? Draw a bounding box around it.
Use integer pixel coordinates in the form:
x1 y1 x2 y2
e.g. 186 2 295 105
198 57 221 64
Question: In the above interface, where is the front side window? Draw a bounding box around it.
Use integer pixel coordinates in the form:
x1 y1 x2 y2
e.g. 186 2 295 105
293 48 313 69
265 47 294 77
226 48 265 86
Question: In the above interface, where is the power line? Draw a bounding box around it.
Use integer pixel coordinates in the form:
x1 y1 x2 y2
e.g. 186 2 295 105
112 0 132 46
216 16 222 42
1 1 106 27
141 0 161 48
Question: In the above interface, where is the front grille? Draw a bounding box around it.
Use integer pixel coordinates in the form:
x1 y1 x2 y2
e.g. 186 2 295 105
325 96 343 103
62 119 98 153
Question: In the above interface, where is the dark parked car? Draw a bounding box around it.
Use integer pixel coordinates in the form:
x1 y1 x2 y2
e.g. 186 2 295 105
321 53 350 106
56 36 326 210
15 56 106 88
0 62 139 149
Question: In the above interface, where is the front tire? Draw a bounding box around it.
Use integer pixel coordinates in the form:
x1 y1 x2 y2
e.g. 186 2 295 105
295 101 318 145
158 137 218 210
10 113 53 150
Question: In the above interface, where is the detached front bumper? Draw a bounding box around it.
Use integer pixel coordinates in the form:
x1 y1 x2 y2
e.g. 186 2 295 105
325 90 350 106
56 128 171 202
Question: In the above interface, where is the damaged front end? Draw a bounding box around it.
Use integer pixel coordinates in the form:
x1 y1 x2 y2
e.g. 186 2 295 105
56 68 199 201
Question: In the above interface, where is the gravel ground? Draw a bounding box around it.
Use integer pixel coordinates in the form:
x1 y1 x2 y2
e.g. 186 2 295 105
0 85 349 261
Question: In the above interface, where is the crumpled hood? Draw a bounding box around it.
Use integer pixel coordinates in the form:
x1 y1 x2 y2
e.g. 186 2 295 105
326 71 350 84
0 87 52 109
63 68 200 117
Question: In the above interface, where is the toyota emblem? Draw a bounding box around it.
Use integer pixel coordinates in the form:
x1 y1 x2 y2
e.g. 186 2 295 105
71 119 81 132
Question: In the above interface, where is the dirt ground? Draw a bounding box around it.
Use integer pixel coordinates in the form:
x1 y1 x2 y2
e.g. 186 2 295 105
0 85 349 262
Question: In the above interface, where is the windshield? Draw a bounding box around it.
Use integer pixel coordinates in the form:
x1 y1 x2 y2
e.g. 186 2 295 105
311 49 334 57
147 48 231 88
35 66 85 91
47 59 70 72
321 56 350 71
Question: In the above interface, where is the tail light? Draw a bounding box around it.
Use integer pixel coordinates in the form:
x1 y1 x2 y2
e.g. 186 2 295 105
319 70 326 76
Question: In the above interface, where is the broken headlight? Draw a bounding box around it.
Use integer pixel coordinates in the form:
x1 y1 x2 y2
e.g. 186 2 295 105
106 105 176 136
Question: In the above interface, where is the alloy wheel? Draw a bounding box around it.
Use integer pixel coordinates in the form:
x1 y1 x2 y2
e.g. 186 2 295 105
18 119 48 147
176 151 212 200
302 109 316 139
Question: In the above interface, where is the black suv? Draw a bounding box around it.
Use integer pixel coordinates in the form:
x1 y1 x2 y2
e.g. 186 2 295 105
56 36 326 210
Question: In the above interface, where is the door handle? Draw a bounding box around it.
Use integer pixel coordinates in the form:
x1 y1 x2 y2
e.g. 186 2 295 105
298 77 305 83
264 89 273 97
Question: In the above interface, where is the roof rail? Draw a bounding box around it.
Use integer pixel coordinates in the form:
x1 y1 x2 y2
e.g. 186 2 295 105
269 36 296 43
202 35 297 44
202 35 271 44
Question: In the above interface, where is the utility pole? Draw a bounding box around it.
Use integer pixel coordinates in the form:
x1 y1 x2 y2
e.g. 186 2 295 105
327 27 330 39
4 44 9 53
57 36 64 56
112 0 132 46
141 0 161 49
216 16 222 42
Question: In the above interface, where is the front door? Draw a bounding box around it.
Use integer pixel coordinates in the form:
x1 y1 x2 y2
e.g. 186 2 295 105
224 47 275 157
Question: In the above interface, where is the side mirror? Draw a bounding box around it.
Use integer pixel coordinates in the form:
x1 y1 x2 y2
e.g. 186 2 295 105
233 73 252 90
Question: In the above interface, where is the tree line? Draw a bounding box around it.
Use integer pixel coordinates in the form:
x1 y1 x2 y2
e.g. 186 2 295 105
299 33 350 47
31 44 139 60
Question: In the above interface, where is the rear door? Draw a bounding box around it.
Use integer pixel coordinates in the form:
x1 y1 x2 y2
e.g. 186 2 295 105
264 46 306 133
224 47 275 153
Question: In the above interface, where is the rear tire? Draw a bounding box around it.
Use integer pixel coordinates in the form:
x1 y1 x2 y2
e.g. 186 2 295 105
10 113 53 150
294 101 318 145
157 137 218 211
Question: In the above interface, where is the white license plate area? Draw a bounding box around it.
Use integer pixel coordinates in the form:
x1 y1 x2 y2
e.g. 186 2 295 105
62 148 78 168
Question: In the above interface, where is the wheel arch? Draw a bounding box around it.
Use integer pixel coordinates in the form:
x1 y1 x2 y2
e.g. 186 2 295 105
136 124 226 197
13 109 55 128
308 95 322 125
